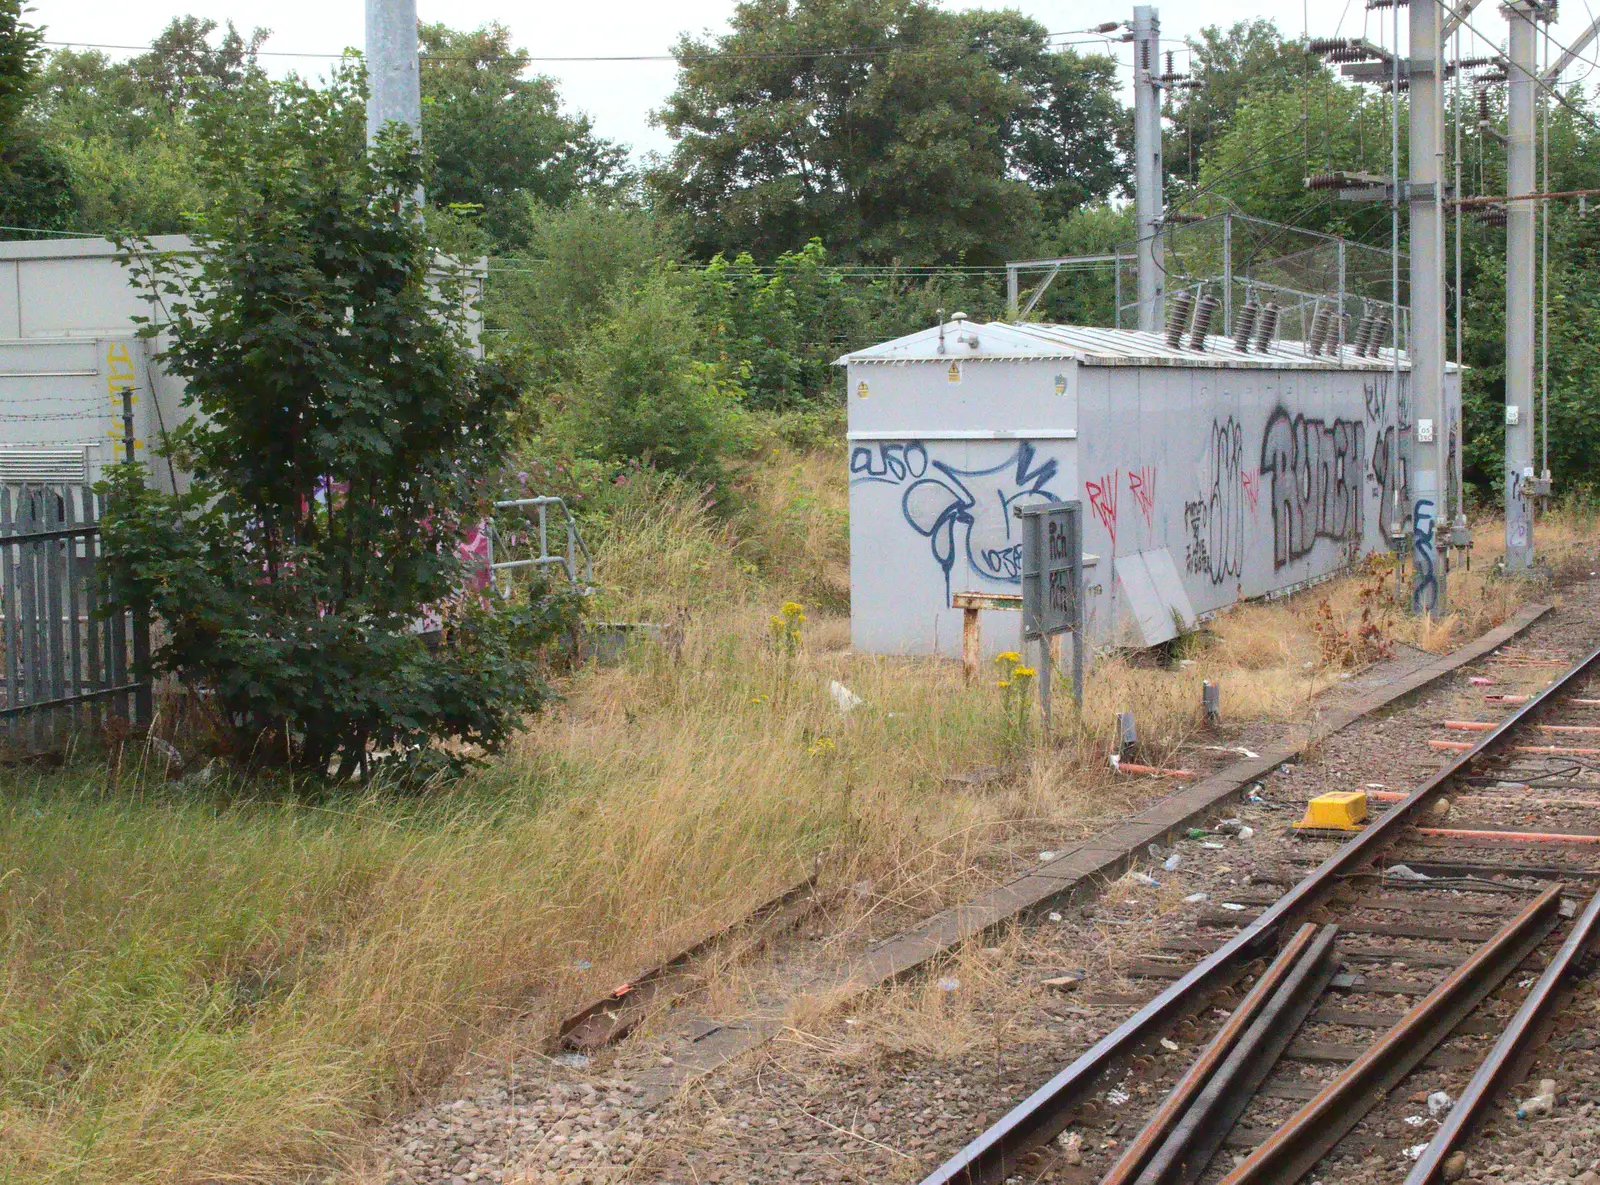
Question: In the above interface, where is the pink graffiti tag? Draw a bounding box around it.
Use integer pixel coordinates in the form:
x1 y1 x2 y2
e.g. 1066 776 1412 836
1127 466 1156 525
1241 469 1261 516
1085 470 1120 544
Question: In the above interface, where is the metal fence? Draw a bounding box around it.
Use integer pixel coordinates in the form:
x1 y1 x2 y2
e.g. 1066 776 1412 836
0 484 151 742
485 496 593 596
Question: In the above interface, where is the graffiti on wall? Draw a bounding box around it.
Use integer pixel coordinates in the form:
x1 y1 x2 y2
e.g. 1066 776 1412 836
1363 376 1408 528
1412 493 1438 614
1085 470 1119 544
850 440 1063 595
1183 417 1246 585
1127 466 1157 526
1258 407 1366 568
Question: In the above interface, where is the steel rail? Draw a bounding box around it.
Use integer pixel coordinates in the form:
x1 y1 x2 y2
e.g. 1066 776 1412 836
918 637 1600 1185
1099 923 1322 1185
1131 925 1341 1185
1405 883 1600 1185
1217 883 1565 1185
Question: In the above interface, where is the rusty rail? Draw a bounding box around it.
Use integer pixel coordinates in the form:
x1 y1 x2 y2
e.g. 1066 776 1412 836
918 637 1600 1185
1404 884 1600 1185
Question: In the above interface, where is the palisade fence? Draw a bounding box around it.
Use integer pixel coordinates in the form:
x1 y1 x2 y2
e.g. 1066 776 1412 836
0 484 152 746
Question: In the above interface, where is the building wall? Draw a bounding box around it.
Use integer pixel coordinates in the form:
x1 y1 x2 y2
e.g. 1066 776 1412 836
847 354 1447 656
846 358 1079 657
0 236 483 495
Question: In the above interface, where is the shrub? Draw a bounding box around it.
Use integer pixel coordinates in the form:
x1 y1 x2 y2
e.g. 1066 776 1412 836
101 68 575 778
555 272 743 489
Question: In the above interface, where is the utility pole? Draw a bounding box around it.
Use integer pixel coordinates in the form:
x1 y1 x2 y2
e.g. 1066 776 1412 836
365 0 422 147
1132 6 1164 332
1504 0 1538 570
1410 0 1448 615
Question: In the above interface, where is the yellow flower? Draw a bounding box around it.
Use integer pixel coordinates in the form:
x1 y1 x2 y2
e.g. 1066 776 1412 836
996 680 1011 690
994 651 1022 665
808 736 836 755
781 601 804 617
1013 666 1037 678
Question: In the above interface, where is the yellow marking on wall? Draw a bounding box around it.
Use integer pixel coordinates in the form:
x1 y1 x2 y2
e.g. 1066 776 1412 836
105 342 137 397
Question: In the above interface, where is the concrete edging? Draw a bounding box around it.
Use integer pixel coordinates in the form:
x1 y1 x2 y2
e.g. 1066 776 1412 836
837 602 1554 991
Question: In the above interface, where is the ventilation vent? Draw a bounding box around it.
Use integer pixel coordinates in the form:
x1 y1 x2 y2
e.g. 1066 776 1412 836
0 448 90 485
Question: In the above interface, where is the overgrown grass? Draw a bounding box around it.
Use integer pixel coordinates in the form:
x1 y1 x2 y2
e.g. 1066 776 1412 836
2 457 1592 1183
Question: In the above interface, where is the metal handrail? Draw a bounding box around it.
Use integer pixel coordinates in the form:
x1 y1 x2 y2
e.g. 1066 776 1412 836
485 496 593 594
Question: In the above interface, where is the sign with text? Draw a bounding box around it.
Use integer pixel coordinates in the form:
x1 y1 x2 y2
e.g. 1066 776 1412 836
1018 500 1083 640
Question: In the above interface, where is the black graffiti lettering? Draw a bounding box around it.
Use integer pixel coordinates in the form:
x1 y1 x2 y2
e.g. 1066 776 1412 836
1259 407 1366 568
1184 418 1246 585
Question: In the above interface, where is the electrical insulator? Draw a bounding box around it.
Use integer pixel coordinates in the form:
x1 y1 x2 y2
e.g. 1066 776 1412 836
1189 295 1220 351
1254 303 1281 352
1367 314 1392 357
1165 290 1196 349
1308 305 1334 355
1352 311 1376 356
1234 300 1261 352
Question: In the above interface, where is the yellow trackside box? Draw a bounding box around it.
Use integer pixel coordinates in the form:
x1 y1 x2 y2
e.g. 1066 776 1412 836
1294 790 1370 831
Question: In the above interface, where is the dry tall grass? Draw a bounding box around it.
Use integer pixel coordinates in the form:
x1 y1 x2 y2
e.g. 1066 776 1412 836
1 449 1591 1184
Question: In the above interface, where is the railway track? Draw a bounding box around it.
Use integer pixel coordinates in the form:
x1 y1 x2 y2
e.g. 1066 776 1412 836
923 640 1600 1185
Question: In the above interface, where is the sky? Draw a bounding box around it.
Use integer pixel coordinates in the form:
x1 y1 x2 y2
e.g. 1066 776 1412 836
32 0 1600 163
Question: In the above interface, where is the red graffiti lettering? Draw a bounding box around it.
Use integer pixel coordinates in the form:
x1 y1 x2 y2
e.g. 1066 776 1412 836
1127 466 1156 525
1085 470 1119 543
1241 469 1260 516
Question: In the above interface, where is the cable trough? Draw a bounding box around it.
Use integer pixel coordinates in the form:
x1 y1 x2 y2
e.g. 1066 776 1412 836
922 639 1600 1185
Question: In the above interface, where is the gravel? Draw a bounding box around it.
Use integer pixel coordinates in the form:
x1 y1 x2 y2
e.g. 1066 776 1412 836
361 576 1600 1185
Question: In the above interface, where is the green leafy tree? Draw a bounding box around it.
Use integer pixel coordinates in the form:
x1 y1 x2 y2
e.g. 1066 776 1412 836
419 23 629 252
100 67 572 778
959 10 1128 223
652 0 1050 264
0 0 77 236
555 273 743 488
1165 20 1324 186
32 18 267 234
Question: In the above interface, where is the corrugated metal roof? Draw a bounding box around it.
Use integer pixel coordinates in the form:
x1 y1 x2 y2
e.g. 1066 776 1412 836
838 321 1450 371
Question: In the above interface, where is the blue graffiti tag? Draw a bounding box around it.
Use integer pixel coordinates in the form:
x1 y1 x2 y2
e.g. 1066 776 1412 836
850 441 1062 596
1411 496 1437 614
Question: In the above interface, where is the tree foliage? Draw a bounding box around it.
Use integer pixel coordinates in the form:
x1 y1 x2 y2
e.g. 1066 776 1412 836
100 68 574 778
652 0 1123 263
418 22 628 252
0 0 76 236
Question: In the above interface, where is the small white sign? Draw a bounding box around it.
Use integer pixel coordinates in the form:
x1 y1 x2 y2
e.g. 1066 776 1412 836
1506 404 1520 426
1416 418 1434 442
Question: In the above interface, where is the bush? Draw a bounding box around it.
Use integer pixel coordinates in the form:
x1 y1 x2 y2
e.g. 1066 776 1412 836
101 67 576 779
555 273 743 489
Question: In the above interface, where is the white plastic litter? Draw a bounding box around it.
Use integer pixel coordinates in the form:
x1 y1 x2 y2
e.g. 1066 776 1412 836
1406 1143 1430 1160
1164 853 1183 871
1160 1038 1180 1051
1201 841 1226 850
1237 825 1255 839
829 680 864 713
1105 1088 1130 1106
1040 851 1059 862
936 976 961 992
1517 1079 1558 1119
1185 892 1210 904
1428 1091 1454 1119
1220 902 1247 911
1048 911 1064 922
1131 872 1160 887
1385 864 1433 882
1404 1115 1428 1127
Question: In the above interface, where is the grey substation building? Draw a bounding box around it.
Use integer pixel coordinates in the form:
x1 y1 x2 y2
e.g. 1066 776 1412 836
840 314 1459 656
0 236 482 495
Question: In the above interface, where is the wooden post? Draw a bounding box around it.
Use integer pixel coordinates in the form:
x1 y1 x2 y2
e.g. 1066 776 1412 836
951 592 1023 685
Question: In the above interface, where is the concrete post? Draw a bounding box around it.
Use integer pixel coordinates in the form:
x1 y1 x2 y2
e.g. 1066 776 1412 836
1133 6 1164 332
365 0 422 146
1410 0 1448 615
1504 1 1538 570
